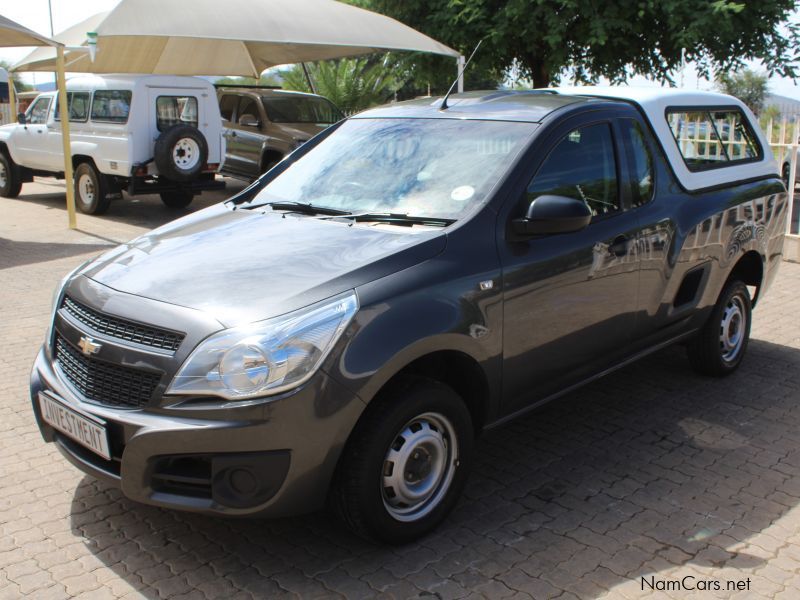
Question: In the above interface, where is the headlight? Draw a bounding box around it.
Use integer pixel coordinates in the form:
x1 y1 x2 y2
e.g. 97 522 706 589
167 291 358 400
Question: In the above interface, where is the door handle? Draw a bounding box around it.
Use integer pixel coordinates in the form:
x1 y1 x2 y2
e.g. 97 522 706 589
608 235 629 257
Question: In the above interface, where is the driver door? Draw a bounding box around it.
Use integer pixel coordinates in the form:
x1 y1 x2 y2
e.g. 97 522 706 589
15 95 52 169
499 114 642 414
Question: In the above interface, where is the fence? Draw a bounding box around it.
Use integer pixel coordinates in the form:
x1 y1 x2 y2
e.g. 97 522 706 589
765 117 799 236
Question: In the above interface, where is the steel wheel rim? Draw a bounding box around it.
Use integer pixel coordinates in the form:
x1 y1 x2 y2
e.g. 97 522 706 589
173 138 200 170
78 174 95 204
0 162 6 188
720 294 746 363
381 411 458 522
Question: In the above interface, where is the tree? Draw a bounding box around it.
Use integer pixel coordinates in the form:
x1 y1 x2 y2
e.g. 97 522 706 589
361 0 799 89
281 56 406 114
0 60 34 92
717 69 769 114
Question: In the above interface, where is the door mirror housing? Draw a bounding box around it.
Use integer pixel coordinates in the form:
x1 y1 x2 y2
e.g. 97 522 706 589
17 112 26 125
512 194 592 236
238 114 260 128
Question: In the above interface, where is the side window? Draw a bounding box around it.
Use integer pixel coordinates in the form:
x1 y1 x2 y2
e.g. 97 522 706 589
91 90 132 123
527 123 620 218
54 92 90 122
237 97 260 127
26 97 52 124
621 120 654 207
666 108 761 170
219 94 238 121
156 96 198 132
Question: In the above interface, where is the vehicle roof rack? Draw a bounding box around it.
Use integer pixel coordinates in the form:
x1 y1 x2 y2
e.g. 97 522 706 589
213 83 282 90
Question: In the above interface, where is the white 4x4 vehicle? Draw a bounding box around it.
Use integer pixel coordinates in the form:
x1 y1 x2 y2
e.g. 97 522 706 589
0 74 225 213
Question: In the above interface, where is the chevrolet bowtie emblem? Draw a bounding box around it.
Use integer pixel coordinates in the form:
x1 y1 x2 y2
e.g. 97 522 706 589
78 336 102 356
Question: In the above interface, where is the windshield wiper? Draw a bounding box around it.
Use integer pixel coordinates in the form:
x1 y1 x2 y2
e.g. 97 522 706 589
337 212 456 227
242 200 351 216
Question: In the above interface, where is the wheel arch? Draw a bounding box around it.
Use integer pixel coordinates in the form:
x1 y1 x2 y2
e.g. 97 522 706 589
727 250 764 306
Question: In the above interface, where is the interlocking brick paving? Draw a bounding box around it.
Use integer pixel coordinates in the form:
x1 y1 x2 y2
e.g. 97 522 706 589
3 180 800 599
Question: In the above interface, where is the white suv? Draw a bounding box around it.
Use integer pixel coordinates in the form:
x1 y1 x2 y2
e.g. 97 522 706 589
0 74 225 213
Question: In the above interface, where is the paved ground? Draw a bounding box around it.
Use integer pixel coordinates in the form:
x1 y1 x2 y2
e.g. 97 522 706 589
3 179 800 599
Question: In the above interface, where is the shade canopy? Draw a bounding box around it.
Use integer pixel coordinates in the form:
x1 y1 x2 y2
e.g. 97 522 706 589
0 13 59 47
13 0 458 76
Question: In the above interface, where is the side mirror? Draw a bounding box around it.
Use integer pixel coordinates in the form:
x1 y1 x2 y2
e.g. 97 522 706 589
512 194 592 236
17 112 26 125
239 114 260 128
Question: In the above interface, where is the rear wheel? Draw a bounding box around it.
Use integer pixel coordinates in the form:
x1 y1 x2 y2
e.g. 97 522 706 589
74 162 110 215
687 280 752 376
331 376 473 544
0 153 22 198
160 190 194 209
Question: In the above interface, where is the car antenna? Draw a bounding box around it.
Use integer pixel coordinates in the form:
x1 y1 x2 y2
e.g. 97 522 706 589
440 39 483 111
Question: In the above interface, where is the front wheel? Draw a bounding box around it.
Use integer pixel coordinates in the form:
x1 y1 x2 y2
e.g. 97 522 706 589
0 153 22 198
160 190 194 209
687 280 752 376
331 376 473 544
74 162 110 215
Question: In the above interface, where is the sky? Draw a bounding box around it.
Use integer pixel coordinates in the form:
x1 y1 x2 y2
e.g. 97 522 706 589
1 0 799 100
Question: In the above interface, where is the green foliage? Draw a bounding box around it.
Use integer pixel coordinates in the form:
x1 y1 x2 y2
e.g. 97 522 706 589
281 56 405 114
361 0 799 90
717 69 769 114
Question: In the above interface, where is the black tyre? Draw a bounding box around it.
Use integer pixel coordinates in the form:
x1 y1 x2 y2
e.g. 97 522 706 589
154 125 208 182
74 162 111 215
0 152 22 198
331 376 473 544
160 190 194 209
687 280 752 376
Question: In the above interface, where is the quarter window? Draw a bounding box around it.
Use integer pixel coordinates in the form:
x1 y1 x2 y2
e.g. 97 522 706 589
666 109 761 170
156 96 198 132
26 97 51 124
54 92 90 122
219 94 238 121
527 123 620 218
91 90 132 123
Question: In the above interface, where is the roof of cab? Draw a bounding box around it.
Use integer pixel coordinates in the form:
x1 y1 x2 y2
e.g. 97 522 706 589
63 74 215 92
353 90 594 123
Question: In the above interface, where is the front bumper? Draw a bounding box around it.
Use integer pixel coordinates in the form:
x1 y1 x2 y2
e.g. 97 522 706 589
30 347 364 517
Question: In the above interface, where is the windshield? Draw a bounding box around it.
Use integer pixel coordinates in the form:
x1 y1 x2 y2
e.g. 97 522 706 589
248 118 536 221
262 96 343 124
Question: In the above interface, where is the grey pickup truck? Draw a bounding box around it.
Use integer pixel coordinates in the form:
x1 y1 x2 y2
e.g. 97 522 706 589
31 87 786 543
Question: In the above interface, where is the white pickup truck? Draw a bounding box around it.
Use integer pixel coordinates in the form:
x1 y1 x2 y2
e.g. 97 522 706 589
0 74 225 213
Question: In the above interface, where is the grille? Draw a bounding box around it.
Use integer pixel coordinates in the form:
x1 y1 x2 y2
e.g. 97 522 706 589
54 334 161 408
62 296 184 352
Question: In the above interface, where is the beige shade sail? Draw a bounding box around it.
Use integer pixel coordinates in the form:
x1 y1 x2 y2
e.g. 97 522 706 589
13 12 109 70
13 0 458 75
0 13 58 47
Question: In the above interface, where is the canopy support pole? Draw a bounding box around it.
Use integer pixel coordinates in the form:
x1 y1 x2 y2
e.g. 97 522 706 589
7 71 16 118
457 55 465 93
301 63 317 95
55 45 76 229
